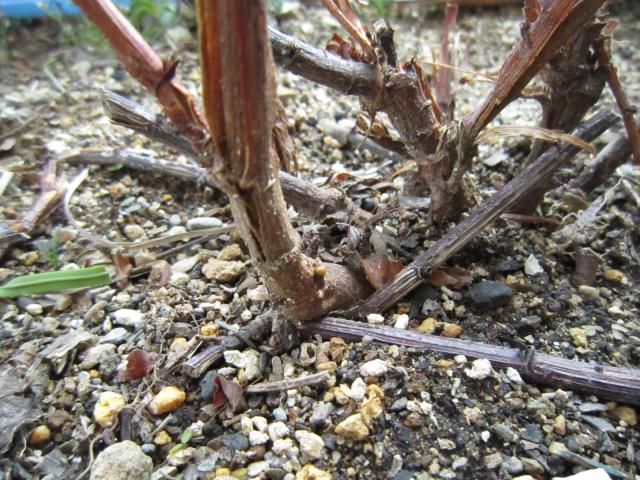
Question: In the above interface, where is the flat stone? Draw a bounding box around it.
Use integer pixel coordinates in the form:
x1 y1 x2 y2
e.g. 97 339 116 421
221 432 249 451
90 441 152 480
468 281 513 310
112 309 144 328
186 217 223 230
100 327 129 345
202 258 246 283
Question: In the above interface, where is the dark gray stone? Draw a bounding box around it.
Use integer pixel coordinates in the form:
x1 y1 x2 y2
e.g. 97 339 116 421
468 281 513 310
220 432 249 451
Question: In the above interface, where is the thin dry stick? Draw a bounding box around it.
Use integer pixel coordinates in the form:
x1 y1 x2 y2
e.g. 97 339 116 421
347 110 617 317
62 148 371 227
304 317 640 405
571 114 640 193
268 27 380 96
98 90 373 225
245 371 330 394
597 46 640 165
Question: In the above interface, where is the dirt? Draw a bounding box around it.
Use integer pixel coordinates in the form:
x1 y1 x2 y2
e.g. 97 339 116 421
0 2 639 480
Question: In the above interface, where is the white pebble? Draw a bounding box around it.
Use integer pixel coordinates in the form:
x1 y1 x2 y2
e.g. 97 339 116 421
349 378 367 401
295 430 325 460
506 367 523 385
249 431 269 446
524 254 544 275
268 421 290 441
366 313 385 324
252 416 268 432
393 314 409 329
359 359 389 377
465 358 493 380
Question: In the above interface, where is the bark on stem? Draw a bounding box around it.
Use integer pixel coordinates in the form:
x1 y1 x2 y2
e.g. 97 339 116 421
73 0 209 150
197 1 369 322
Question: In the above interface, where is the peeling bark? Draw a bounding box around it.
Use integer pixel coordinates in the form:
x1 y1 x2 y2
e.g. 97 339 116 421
197 0 370 322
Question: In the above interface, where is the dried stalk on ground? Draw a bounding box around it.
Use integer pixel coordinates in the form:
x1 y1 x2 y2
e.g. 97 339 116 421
98 91 372 225
572 116 640 193
304 317 640 405
63 149 370 226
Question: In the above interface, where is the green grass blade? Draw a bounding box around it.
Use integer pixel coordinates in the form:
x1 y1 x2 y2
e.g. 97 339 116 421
0 266 111 298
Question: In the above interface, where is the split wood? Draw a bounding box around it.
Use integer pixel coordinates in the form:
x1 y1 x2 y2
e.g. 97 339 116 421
304 317 640 406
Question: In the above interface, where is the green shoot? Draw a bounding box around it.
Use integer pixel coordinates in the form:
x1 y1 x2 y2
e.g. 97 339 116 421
0 266 111 298
168 427 193 455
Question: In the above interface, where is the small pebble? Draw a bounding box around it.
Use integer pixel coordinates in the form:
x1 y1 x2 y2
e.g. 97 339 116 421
524 254 544 275
186 217 223 230
123 224 145 241
612 405 637 426
295 430 325 459
417 317 437 333
465 358 493 380
90 441 152 480
28 425 51 446
334 414 369 440
202 258 246 282
468 281 513 310
603 269 626 283
442 322 462 338
148 386 186 415
218 243 243 261
578 285 599 299
249 431 269 446
366 313 385 324
154 430 171 446
112 309 144 328
393 314 409 329
359 359 389 377
506 367 523 384
94 391 126 427
349 378 367 401
296 465 332 480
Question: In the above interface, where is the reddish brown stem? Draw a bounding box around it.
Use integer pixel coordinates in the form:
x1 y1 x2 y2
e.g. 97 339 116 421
73 0 209 151
464 0 607 138
197 0 370 322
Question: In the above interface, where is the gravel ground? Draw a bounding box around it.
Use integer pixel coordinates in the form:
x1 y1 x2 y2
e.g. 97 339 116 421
0 2 639 480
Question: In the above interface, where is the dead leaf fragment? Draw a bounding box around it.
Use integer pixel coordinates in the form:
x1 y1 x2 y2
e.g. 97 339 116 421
429 266 473 290
213 375 244 411
118 349 156 381
362 255 403 290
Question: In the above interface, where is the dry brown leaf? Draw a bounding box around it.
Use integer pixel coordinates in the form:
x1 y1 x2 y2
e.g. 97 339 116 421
213 375 244 411
362 254 403 290
429 266 473 290
118 349 155 381
113 252 133 289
